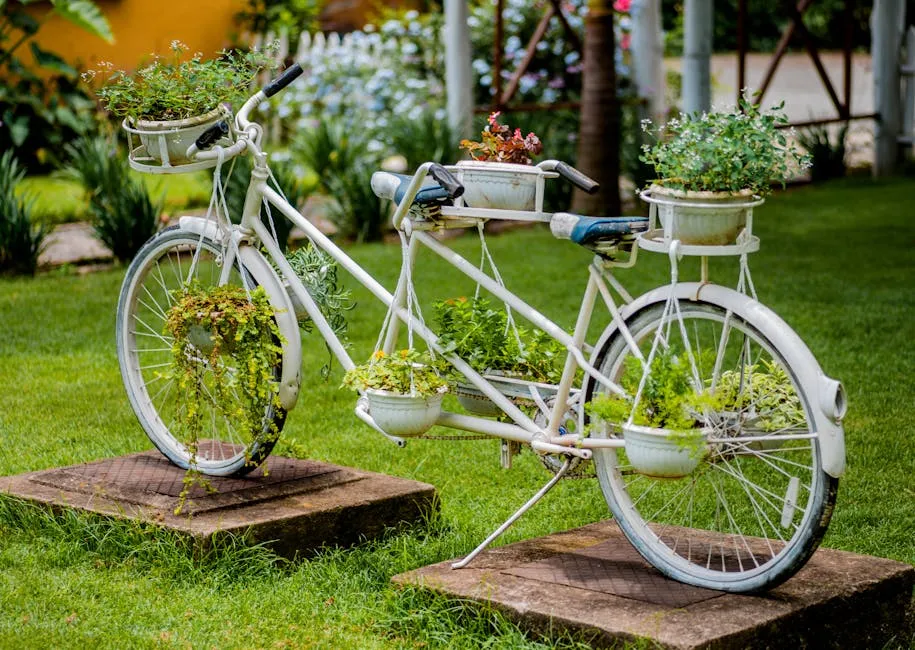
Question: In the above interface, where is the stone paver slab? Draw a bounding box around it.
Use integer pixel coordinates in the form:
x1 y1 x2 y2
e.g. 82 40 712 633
393 520 914 649
2 450 437 558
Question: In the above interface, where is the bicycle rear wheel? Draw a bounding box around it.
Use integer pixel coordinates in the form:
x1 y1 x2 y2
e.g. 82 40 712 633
116 226 285 476
587 298 838 592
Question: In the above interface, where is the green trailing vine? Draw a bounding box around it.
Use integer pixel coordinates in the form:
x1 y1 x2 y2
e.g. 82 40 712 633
163 283 284 513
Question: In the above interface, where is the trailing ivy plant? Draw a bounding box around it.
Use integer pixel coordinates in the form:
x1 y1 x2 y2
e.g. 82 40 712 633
342 349 447 397
164 283 284 512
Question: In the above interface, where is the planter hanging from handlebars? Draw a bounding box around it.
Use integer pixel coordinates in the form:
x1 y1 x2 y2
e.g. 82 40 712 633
123 107 232 173
455 160 543 211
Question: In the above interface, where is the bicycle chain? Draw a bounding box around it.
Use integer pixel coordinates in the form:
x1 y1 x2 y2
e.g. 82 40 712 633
418 433 491 441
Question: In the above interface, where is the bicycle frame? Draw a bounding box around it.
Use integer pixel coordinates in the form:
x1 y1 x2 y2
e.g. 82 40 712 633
207 144 641 458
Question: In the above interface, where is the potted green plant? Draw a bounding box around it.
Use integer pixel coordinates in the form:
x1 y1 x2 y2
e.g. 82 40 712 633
92 41 275 165
456 112 544 210
640 97 811 245
342 349 448 437
435 296 565 416
716 359 804 450
589 349 713 478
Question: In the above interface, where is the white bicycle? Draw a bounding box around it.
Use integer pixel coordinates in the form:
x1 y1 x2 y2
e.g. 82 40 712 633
116 64 847 592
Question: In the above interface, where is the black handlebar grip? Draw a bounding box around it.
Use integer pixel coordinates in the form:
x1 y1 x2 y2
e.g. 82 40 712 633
194 120 230 151
263 63 304 98
429 163 465 199
555 161 600 194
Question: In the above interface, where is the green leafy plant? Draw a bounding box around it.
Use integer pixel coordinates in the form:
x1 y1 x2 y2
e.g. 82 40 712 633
284 243 354 377
63 136 162 261
164 283 284 510
342 349 447 396
92 41 275 122
1 0 112 171
640 97 811 196
0 150 46 275
435 296 565 384
797 122 847 183
716 360 804 432
460 112 543 165
588 348 714 433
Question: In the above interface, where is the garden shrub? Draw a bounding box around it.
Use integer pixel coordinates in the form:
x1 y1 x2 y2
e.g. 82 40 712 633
0 151 46 276
0 1 111 172
63 136 162 262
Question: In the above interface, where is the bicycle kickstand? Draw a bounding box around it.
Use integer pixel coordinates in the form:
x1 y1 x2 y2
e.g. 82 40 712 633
451 457 572 569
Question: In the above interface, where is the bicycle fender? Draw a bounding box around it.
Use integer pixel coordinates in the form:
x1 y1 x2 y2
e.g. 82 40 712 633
177 217 301 411
589 282 846 478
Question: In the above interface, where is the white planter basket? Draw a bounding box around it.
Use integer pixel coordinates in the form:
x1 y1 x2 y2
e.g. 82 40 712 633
642 186 763 246
454 383 504 417
623 423 708 478
455 161 544 211
123 107 232 173
366 389 443 437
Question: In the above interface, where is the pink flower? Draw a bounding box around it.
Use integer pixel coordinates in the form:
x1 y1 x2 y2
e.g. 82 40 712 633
614 0 631 12
620 33 632 50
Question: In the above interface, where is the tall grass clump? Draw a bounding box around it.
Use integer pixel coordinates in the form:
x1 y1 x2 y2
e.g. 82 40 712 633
63 136 162 262
0 150 46 275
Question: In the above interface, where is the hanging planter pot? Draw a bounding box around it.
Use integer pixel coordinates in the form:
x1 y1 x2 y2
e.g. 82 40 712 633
365 389 443 437
455 383 504 417
455 161 542 211
622 423 709 478
644 186 761 246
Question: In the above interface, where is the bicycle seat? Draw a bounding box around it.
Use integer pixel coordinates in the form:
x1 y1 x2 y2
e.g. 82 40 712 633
371 171 451 206
550 213 649 248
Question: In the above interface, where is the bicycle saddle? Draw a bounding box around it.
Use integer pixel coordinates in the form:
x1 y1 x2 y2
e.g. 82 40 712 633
371 171 451 206
550 213 649 247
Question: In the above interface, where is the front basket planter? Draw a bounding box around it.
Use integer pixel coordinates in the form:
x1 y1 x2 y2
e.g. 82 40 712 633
366 389 443 437
623 423 708 478
124 107 229 167
455 160 542 211
644 186 761 246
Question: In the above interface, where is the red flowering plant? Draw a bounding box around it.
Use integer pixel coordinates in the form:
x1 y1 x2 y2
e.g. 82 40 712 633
459 112 543 165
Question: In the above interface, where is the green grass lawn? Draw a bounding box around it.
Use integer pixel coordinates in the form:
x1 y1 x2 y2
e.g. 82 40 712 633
1 175 914 648
18 172 212 226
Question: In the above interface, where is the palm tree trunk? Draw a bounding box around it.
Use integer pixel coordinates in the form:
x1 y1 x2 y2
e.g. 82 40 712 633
571 0 621 217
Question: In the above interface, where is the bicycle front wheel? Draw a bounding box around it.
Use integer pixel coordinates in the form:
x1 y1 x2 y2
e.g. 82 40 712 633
116 226 286 476
587 298 838 592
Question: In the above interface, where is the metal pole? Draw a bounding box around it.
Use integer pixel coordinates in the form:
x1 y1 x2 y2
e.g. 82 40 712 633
631 0 666 122
445 0 474 139
682 0 712 113
871 0 906 176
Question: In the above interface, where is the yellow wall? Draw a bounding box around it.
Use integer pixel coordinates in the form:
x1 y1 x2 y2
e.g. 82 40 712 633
27 0 247 72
